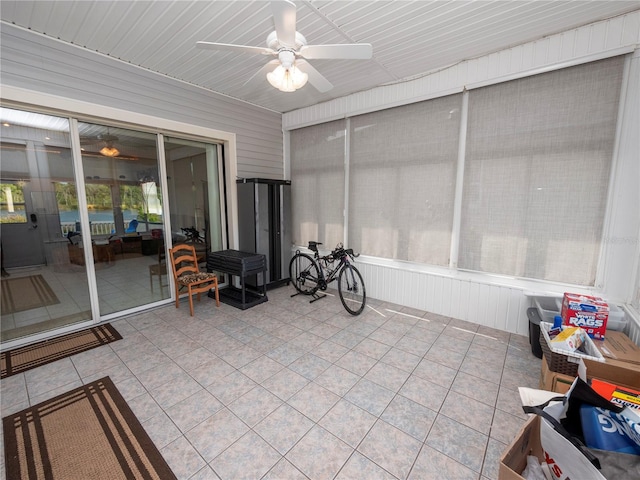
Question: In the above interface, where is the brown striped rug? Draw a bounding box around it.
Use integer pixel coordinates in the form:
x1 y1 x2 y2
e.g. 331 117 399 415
1 324 122 379
3 376 177 480
1 274 60 314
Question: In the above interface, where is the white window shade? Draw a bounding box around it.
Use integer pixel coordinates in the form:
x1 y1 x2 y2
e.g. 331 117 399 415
459 56 625 285
290 120 346 249
349 95 462 264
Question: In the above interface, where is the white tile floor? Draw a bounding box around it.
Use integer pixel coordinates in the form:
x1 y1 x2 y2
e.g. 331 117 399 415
1 253 169 341
0 285 542 480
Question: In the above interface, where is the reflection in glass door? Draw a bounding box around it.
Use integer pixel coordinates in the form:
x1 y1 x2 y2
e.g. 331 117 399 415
77 122 169 315
164 137 224 265
0 108 92 342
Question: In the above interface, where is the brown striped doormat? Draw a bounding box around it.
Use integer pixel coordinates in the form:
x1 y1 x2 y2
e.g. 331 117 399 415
1 274 60 314
3 376 177 480
1 324 122 379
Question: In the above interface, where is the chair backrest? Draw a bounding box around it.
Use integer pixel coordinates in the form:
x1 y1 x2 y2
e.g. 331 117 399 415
169 244 200 279
125 219 139 233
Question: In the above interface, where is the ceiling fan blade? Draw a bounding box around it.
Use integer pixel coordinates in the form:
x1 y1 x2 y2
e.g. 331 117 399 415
196 41 274 56
272 0 297 47
297 60 333 93
299 44 373 60
243 60 279 88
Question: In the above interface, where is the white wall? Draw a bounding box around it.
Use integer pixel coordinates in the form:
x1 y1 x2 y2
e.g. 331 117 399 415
283 11 640 336
0 23 284 181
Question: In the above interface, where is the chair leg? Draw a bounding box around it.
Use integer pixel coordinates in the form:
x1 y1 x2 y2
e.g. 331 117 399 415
150 272 154 293
213 281 220 307
188 286 195 316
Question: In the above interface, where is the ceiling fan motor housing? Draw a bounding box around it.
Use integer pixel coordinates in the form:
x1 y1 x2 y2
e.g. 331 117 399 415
266 30 307 52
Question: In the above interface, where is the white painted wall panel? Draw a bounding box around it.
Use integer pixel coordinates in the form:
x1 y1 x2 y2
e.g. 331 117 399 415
354 258 531 336
0 24 284 180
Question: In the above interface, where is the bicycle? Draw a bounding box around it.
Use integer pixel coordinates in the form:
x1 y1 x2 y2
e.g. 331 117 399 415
181 226 205 243
289 241 366 315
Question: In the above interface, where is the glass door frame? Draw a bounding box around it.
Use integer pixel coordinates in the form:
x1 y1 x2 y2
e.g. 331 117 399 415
68 118 101 323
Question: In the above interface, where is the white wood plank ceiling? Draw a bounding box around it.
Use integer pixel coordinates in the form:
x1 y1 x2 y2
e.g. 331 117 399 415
1 1 638 113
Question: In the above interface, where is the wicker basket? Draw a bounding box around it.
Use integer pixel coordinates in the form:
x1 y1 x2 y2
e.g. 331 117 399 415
539 321 605 376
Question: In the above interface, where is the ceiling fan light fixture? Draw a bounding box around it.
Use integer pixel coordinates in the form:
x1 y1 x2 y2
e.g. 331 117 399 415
100 145 120 157
267 64 308 92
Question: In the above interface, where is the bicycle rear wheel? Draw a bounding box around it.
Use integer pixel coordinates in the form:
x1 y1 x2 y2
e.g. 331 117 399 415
338 264 366 315
289 253 321 295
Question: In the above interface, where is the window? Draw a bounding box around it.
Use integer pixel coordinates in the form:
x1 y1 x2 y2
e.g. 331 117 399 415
288 57 626 287
290 120 346 249
459 56 624 285
348 95 462 264
0 181 27 224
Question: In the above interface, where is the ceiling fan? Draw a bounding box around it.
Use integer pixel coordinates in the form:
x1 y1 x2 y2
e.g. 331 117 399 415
80 133 120 157
196 0 372 93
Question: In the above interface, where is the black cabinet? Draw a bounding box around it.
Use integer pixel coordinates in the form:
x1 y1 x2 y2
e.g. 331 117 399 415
237 178 291 289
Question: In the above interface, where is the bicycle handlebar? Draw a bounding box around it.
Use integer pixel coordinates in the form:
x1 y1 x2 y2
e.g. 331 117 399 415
329 244 360 261
310 242 360 261
345 248 360 258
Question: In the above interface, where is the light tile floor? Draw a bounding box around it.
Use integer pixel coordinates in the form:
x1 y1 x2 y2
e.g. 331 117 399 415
2 253 169 341
0 285 542 480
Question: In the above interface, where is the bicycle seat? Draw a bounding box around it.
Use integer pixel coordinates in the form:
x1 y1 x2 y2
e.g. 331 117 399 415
308 241 322 252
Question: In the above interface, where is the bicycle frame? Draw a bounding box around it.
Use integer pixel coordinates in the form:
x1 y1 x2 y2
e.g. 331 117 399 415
314 251 350 289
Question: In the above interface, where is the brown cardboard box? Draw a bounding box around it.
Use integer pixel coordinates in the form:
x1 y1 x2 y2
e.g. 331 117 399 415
593 330 640 366
539 355 574 394
539 353 640 394
499 415 544 480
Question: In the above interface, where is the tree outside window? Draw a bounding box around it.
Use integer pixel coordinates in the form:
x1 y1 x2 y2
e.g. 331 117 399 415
0 182 27 223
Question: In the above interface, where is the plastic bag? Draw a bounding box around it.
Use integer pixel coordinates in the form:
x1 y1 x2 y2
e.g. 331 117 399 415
521 455 547 480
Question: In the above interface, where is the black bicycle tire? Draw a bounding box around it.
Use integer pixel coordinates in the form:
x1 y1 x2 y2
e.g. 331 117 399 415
289 252 321 295
338 264 366 315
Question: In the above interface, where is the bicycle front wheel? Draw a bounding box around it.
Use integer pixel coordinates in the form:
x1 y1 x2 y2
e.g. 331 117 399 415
289 253 321 295
338 264 366 315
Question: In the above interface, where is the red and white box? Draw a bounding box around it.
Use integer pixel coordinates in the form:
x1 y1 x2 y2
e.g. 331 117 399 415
561 292 609 340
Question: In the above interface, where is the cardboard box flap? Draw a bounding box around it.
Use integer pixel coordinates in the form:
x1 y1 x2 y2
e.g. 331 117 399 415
593 331 640 366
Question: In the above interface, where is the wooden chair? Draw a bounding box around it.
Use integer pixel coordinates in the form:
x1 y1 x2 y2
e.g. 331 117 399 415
169 244 219 316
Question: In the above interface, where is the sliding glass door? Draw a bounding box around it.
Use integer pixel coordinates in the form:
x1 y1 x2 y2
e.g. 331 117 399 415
77 122 170 315
1 108 92 342
1 107 227 345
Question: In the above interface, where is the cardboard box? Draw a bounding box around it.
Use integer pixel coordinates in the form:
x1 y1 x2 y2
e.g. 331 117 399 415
592 330 640 366
539 355 574 394
561 292 609 339
499 415 544 480
539 353 640 394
